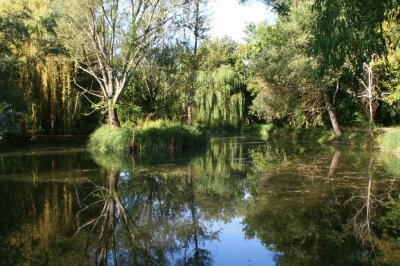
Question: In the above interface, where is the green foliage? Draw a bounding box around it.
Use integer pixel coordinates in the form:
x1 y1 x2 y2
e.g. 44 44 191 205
379 195 400 238
0 0 88 134
195 38 246 130
314 0 389 75
133 120 206 152
0 102 19 136
2 0 400 140
125 43 188 121
88 125 133 154
375 10 400 117
244 1 323 127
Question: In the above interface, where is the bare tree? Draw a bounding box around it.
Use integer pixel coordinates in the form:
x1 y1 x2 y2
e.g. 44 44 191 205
59 0 184 128
177 0 209 124
360 54 379 135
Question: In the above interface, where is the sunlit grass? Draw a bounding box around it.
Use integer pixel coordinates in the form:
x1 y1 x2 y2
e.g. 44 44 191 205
88 125 133 154
378 127 400 153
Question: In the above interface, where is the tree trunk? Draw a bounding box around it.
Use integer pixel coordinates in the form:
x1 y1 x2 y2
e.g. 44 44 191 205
364 58 376 136
108 103 120 128
323 90 342 138
187 99 193 125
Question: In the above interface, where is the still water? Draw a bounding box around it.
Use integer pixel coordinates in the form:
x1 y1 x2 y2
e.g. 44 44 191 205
0 137 399 265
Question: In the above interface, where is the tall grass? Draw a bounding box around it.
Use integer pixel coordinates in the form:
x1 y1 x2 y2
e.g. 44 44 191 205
378 127 400 153
88 125 133 153
88 121 206 154
133 120 206 152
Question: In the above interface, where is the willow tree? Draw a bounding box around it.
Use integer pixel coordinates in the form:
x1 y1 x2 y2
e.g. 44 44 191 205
195 38 246 130
0 0 78 134
58 0 183 128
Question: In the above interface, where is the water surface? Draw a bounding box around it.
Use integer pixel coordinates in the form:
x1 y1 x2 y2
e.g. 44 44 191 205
0 137 399 265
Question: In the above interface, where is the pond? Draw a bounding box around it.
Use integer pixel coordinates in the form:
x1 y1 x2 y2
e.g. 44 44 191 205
0 136 399 265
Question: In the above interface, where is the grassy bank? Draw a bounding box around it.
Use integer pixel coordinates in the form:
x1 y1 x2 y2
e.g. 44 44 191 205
378 127 400 156
88 120 206 154
241 124 375 146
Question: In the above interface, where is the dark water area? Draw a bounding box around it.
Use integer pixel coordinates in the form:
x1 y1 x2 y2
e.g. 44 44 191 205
0 136 399 265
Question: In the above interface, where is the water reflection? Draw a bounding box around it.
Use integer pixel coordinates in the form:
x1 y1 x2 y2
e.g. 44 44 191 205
0 138 399 265
243 144 400 265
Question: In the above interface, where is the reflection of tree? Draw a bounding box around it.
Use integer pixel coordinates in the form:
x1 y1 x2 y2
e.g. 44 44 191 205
77 168 137 265
243 145 400 265
79 148 244 265
344 155 399 264
0 181 88 265
175 167 214 266
4 138 400 264
0 149 103 265
346 158 378 248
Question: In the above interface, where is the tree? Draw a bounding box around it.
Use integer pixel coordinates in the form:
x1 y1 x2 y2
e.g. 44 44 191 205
313 0 395 134
195 37 246 130
177 0 209 124
126 42 188 120
244 1 326 129
0 0 79 134
58 0 184 128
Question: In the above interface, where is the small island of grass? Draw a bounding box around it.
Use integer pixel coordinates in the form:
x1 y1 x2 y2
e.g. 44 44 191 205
88 120 206 154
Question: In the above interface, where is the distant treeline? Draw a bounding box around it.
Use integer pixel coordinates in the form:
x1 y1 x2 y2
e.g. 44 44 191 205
1 0 400 138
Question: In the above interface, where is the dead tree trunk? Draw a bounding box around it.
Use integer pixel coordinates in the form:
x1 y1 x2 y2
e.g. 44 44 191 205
361 55 378 136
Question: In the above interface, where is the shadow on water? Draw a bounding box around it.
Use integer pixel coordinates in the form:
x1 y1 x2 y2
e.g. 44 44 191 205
0 137 399 265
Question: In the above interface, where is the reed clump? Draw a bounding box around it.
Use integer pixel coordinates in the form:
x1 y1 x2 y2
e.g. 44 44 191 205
133 120 206 153
88 125 133 154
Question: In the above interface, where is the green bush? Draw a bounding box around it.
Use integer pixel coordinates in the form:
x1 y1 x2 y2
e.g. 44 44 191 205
133 120 206 152
88 125 133 153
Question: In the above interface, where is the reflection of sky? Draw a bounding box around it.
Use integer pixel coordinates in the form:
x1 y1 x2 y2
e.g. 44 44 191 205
205 217 274 266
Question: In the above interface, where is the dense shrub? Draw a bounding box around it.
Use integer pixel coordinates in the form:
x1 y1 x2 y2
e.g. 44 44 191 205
88 125 133 153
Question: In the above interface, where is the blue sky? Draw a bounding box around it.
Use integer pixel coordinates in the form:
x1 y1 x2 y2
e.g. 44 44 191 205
209 0 276 42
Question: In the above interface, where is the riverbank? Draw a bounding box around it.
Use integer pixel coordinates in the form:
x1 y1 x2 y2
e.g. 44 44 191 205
0 134 88 151
241 124 376 147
